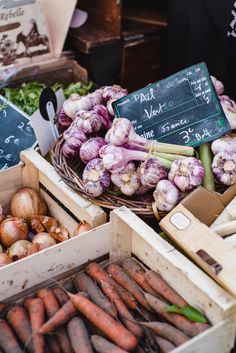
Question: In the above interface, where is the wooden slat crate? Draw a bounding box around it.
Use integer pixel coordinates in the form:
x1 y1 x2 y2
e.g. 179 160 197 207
0 207 235 353
0 148 106 295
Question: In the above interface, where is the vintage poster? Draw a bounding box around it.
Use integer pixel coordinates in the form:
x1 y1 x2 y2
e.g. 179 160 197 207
0 0 51 67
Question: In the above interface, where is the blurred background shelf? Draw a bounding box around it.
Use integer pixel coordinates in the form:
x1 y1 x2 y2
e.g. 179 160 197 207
66 0 167 91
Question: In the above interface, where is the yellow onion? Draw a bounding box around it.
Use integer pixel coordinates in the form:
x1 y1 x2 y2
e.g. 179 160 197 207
0 253 13 267
32 232 56 250
8 240 31 260
0 217 28 247
72 221 92 237
10 188 47 222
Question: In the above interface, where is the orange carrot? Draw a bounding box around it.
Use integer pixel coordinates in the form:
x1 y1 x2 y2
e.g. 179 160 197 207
68 292 138 351
37 288 73 353
86 262 138 310
145 293 210 337
140 321 189 346
74 272 117 317
107 264 150 310
155 336 176 353
53 287 70 306
121 259 157 296
0 319 23 353
54 328 73 353
37 288 59 318
24 298 45 353
39 300 77 334
67 317 93 353
100 280 143 338
7 306 33 352
91 335 129 353
145 270 187 308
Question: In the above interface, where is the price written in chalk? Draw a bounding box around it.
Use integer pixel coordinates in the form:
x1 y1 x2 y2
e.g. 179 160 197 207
0 96 36 170
112 62 230 147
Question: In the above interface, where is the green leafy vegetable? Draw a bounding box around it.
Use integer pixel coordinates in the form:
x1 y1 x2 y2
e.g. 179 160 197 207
1 80 94 116
166 305 208 323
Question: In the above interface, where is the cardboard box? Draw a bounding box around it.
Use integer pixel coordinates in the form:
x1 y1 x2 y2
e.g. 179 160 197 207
160 185 236 297
1 206 236 353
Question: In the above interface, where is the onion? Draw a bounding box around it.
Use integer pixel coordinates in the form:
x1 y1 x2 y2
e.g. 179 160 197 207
0 217 28 247
72 221 92 237
11 188 47 222
32 232 56 250
0 253 12 267
8 240 31 261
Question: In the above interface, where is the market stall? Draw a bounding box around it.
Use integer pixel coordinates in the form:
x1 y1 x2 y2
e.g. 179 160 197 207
0 1 236 353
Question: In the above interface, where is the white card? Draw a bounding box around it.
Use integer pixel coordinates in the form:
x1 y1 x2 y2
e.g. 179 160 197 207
30 89 64 156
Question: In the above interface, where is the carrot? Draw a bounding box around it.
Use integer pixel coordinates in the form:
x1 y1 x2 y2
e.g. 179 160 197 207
86 263 138 310
121 259 157 296
7 306 34 352
140 321 189 346
91 335 129 353
74 272 117 317
145 270 187 308
0 319 23 353
53 287 70 306
39 300 77 334
100 280 143 338
68 292 138 351
54 328 73 353
37 288 60 318
155 336 176 353
24 298 45 353
107 264 150 310
37 288 73 353
145 293 210 337
67 317 93 353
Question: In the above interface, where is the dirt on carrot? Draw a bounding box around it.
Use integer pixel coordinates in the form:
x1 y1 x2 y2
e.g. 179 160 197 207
91 335 129 353
0 319 24 353
67 317 93 353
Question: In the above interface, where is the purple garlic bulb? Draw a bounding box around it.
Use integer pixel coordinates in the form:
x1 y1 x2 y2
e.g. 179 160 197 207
212 152 236 185
102 85 128 103
153 180 181 212
88 89 104 106
56 108 72 133
80 137 106 163
111 162 140 196
93 104 112 130
82 158 111 197
211 76 224 95
137 158 168 188
62 130 88 158
168 157 205 192
74 110 102 134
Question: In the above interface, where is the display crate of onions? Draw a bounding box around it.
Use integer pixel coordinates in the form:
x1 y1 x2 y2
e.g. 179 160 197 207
0 149 106 294
0 207 235 353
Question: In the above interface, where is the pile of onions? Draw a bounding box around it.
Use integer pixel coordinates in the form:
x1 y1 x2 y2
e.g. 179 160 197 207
10 188 47 221
0 217 28 247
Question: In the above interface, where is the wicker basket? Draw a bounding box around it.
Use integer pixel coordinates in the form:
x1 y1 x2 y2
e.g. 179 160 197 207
51 135 166 219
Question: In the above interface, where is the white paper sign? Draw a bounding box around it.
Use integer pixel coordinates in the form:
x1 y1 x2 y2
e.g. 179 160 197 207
30 89 64 156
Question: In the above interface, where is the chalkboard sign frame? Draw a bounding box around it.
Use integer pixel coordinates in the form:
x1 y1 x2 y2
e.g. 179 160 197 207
0 96 37 171
112 62 230 147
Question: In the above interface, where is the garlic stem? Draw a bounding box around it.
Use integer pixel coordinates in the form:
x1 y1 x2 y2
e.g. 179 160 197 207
199 143 215 191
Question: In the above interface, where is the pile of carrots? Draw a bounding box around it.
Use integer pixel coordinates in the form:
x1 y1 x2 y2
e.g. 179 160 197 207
0 258 211 353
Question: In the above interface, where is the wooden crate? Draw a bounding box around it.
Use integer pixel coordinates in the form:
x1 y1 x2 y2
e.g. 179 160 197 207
0 148 106 296
0 207 235 353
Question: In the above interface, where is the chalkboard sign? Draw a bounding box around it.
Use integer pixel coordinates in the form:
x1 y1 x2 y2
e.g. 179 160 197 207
0 96 36 170
112 62 231 147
